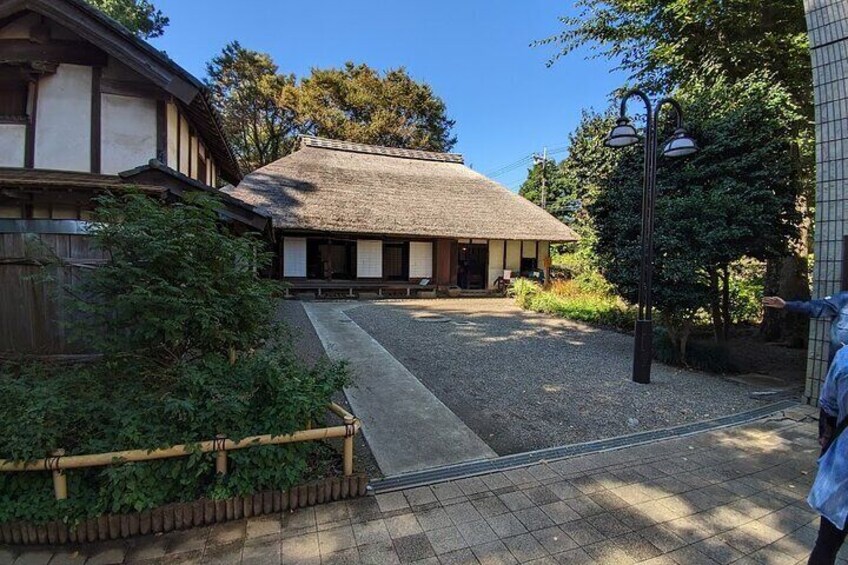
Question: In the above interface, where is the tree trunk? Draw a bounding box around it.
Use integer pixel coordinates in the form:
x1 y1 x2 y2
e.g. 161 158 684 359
679 318 692 364
709 268 725 343
760 254 810 346
721 264 731 341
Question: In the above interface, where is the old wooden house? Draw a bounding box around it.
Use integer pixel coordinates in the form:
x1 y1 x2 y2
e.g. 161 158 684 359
0 0 269 355
224 136 577 295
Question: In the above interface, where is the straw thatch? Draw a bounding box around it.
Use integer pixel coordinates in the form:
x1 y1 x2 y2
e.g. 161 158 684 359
223 136 578 242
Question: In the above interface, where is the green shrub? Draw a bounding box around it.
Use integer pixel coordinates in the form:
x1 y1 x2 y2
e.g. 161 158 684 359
0 342 347 524
512 279 635 331
507 278 542 308
0 192 348 525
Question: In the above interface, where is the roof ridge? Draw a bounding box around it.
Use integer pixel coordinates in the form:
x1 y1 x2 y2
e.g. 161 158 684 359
299 135 464 164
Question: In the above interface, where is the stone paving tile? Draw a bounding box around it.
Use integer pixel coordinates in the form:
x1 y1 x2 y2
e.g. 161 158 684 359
385 513 424 539
393 532 435 563
502 532 548 563
424 525 467 555
471 539 519 565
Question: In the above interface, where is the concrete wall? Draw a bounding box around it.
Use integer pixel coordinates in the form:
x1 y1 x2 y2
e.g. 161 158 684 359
803 0 848 404
35 64 92 171
0 124 25 167
100 93 157 174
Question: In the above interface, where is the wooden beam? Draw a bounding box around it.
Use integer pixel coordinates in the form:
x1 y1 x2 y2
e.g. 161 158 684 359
0 39 107 67
23 78 36 168
90 66 101 174
100 78 169 100
156 100 167 165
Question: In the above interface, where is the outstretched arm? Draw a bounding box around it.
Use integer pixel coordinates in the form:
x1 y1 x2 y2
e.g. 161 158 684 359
763 295 840 319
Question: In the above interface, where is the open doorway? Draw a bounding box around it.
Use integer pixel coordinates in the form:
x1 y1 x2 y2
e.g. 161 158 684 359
457 242 488 289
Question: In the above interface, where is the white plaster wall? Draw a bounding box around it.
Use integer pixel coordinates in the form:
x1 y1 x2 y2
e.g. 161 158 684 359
0 124 25 167
537 241 550 264
505 240 521 272
100 93 156 174
166 103 178 168
487 239 505 288
35 64 91 171
283 238 307 277
190 135 198 179
409 241 433 278
357 240 382 278
521 241 536 258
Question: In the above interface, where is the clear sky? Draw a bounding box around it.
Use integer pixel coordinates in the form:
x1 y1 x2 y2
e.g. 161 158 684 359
150 1 626 191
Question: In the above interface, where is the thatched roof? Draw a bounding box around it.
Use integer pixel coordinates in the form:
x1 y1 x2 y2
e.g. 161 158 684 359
224 136 578 242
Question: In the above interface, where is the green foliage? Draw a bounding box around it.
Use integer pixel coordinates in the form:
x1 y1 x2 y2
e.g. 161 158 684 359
538 0 811 120
206 42 299 173
518 159 578 221
728 260 766 325
71 192 278 366
511 278 635 330
0 194 347 525
0 346 347 523
86 0 168 38
507 278 542 309
281 62 456 152
563 74 805 359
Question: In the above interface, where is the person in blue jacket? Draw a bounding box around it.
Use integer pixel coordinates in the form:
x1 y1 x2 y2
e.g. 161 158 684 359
763 293 848 363
808 346 848 564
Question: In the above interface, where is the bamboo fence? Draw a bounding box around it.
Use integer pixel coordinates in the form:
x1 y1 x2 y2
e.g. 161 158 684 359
0 402 361 502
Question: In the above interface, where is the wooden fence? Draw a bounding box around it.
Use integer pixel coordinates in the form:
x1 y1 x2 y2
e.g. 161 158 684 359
0 230 107 356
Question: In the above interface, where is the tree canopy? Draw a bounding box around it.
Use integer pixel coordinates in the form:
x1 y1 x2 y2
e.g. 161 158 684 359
539 0 811 116
206 42 299 173
281 62 457 152
564 74 805 356
86 0 168 38
518 158 578 223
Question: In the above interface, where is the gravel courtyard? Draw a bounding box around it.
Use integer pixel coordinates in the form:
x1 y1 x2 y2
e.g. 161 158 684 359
344 298 767 455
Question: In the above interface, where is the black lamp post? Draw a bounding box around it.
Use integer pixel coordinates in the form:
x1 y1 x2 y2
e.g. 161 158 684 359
604 89 698 384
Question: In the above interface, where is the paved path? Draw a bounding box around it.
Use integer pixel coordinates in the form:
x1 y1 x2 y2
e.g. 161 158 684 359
5 405 831 564
302 301 496 476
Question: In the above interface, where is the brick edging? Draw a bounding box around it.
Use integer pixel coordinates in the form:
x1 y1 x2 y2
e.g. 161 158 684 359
0 473 368 545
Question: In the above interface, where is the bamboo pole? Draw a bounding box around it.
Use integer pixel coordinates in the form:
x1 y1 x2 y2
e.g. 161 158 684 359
0 404 362 474
343 416 355 476
51 450 67 500
215 435 227 475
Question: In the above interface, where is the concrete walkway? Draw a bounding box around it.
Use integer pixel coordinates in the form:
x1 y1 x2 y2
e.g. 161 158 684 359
302 301 496 476
4 405 826 564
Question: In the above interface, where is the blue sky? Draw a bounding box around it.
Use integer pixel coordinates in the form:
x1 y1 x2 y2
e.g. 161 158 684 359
150 1 626 191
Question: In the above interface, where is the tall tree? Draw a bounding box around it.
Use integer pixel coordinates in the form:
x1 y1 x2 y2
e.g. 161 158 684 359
518 158 577 222
86 0 168 38
282 62 457 152
540 0 814 342
206 42 299 173
570 73 804 359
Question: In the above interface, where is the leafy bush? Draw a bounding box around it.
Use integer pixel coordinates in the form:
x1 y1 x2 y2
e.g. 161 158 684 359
0 192 348 525
507 278 542 308
512 278 635 330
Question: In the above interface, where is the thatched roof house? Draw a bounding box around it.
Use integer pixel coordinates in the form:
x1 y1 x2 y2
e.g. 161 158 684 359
225 136 577 293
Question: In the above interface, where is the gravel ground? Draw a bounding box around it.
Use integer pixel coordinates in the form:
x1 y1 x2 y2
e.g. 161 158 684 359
345 298 767 455
277 300 383 478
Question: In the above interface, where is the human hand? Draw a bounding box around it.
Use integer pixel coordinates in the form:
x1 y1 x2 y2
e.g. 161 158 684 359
762 296 786 309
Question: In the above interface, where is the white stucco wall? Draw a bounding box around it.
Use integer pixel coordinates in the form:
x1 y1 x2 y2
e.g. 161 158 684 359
0 124 26 167
357 240 383 278
521 241 536 258
409 241 433 278
166 102 178 168
100 93 157 174
505 240 522 272
35 64 91 171
487 239 505 288
283 238 307 277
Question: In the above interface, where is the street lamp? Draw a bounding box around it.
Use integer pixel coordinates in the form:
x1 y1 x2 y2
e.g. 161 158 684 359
604 89 698 384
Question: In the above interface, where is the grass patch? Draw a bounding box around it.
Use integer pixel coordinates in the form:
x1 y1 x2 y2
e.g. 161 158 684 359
510 279 635 331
